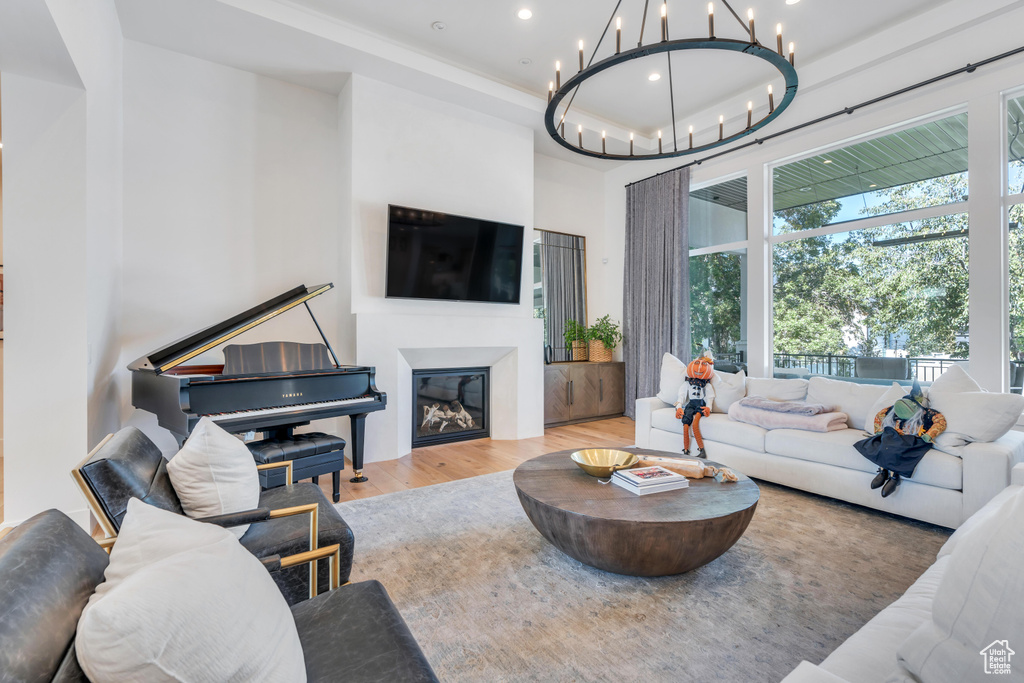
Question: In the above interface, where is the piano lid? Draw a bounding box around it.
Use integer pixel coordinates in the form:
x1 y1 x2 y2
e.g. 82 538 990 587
128 283 334 374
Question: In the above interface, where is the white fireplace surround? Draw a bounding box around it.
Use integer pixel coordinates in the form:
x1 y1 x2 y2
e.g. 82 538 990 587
354 313 545 460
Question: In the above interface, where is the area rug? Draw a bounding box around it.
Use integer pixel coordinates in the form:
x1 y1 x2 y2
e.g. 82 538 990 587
337 472 950 682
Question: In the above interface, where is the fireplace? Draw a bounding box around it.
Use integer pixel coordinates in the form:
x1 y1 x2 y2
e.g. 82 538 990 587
412 367 489 447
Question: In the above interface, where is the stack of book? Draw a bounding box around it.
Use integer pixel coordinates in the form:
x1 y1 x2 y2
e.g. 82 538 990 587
611 465 689 496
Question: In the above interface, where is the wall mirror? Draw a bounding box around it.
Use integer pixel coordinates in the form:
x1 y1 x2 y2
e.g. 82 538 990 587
533 229 587 363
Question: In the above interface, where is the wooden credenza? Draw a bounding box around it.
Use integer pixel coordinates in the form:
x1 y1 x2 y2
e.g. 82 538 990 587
543 361 625 427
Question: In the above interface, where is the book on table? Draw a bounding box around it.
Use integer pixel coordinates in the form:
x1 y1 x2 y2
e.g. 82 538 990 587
611 466 689 495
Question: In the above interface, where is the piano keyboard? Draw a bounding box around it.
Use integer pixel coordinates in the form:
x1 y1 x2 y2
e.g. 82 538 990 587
204 396 375 422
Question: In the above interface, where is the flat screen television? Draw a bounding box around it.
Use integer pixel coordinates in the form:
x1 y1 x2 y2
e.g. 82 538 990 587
385 205 524 304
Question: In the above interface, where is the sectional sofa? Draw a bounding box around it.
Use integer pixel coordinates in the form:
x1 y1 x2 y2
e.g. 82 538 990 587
635 364 1024 528
781 463 1024 682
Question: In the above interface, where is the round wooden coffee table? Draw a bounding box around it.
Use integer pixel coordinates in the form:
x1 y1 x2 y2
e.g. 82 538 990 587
513 447 759 576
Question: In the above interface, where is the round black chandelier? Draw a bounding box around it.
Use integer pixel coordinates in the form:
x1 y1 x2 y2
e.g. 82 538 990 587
544 0 799 161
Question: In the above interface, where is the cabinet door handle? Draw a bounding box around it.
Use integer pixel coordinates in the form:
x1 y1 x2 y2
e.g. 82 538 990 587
569 380 574 405
567 380 571 405
600 378 603 402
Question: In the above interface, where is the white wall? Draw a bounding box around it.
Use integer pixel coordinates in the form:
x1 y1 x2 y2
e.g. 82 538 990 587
534 153 610 323
345 75 543 460
121 40 343 452
2 73 89 526
601 2 1024 391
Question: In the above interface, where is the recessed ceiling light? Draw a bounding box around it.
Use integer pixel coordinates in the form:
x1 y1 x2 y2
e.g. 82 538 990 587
431 21 447 31
823 159 833 164
648 73 661 81
786 0 800 5
517 8 533 20
869 183 878 188
519 57 532 65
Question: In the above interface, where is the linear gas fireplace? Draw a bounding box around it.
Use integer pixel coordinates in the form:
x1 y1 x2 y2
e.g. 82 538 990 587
412 367 489 447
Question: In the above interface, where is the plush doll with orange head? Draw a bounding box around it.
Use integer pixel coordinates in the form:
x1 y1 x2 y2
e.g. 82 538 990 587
674 351 715 458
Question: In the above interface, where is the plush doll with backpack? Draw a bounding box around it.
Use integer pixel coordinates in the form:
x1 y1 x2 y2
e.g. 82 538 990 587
674 351 715 458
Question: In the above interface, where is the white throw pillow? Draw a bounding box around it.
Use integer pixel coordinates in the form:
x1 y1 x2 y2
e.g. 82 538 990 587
656 353 688 405
166 416 260 538
927 366 1024 456
711 370 746 413
862 382 909 434
76 499 307 683
896 488 1024 683
807 376 889 430
746 377 808 402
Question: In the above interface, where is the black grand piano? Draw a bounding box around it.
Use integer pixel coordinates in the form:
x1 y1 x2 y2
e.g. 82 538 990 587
129 283 386 482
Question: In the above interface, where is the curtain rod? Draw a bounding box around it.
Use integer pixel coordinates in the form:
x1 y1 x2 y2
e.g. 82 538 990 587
624 44 1024 189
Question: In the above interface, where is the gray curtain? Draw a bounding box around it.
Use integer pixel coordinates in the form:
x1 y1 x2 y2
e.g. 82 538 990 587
623 168 691 417
540 231 587 362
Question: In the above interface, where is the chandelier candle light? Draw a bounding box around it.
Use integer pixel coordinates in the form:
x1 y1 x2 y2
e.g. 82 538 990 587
544 0 799 160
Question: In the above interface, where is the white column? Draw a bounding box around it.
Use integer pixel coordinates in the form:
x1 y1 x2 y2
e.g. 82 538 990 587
968 93 1008 391
746 164 772 378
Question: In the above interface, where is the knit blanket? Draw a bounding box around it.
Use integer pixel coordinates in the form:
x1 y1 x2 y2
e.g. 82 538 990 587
736 397 837 415
729 400 849 432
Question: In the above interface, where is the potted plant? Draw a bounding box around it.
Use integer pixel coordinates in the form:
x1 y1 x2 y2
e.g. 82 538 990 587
563 319 589 361
587 315 622 363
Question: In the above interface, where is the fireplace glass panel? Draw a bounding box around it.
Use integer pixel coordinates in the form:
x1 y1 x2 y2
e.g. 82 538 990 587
412 367 489 447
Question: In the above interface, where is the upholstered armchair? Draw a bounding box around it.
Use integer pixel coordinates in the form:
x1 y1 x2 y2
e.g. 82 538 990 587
0 510 438 683
71 426 354 605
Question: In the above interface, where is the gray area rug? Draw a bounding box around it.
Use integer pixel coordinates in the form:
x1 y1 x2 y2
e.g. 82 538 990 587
337 471 949 682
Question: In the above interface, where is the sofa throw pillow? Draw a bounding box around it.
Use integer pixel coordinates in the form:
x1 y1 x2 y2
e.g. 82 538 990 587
746 377 808 402
656 353 688 405
76 499 307 683
927 366 1024 456
807 376 889 430
711 370 746 413
895 487 1024 683
862 382 908 434
166 416 260 538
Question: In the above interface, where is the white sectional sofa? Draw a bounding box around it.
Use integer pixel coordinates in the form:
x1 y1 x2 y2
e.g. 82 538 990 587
636 371 1024 528
781 463 1024 682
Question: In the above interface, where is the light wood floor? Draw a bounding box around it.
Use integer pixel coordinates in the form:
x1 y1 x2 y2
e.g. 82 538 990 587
314 417 635 503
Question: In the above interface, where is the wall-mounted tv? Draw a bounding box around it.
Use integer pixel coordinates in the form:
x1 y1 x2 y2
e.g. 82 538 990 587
385 204 524 304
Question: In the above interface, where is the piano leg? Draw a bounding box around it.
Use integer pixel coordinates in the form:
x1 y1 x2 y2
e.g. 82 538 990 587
349 413 369 483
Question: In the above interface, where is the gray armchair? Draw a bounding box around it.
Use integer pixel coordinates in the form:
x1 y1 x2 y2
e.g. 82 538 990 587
71 426 354 605
0 509 437 683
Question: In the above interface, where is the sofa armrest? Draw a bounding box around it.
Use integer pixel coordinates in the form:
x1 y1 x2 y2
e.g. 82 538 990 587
962 431 1024 520
1013 462 1024 487
635 397 670 448
780 662 850 683
197 507 272 528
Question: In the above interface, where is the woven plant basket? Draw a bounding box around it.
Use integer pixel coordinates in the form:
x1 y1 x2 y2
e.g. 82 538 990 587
570 340 589 361
588 340 612 363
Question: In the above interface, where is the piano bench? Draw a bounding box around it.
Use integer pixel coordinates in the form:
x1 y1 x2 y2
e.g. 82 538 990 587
249 432 348 503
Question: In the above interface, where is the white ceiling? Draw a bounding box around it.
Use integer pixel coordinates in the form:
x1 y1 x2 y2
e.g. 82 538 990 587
287 0 950 135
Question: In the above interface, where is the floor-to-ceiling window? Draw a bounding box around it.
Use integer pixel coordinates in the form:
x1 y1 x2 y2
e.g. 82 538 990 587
770 112 970 382
689 176 747 366
1006 92 1024 391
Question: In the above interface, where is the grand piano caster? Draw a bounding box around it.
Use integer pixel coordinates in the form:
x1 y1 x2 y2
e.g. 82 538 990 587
128 283 386 483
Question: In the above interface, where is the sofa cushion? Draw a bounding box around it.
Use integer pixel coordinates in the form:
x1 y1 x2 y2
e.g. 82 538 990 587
863 382 908 433
656 353 688 405
896 487 1024 682
747 377 808 402
819 555 949 683
764 429 962 490
937 483 1021 559
167 416 261 538
807 376 888 430
711 370 746 413
76 499 306 683
651 410 766 453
